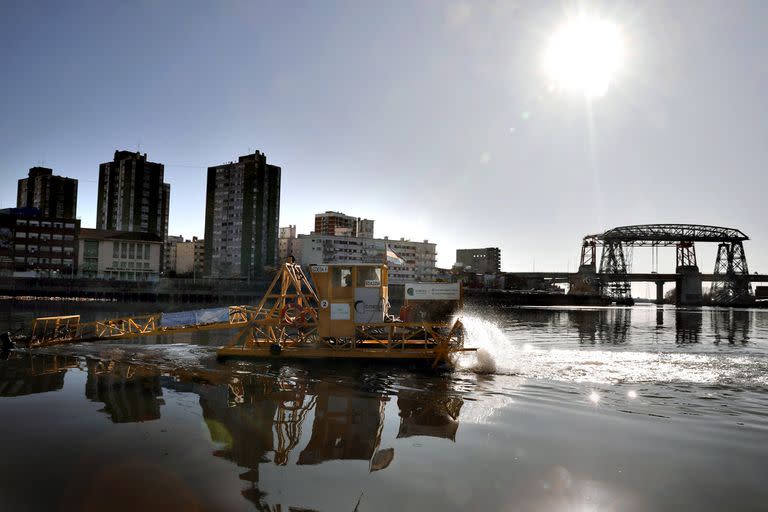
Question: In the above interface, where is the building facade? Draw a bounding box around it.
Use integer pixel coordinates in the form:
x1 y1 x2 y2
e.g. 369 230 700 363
299 234 436 284
96 151 170 241
204 151 281 278
164 235 184 274
313 211 374 238
175 237 205 277
78 228 162 281
0 207 80 276
17 167 78 219
456 247 501 274
278 225 303 263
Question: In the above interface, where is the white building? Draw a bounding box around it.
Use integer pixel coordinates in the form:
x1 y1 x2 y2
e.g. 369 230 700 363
79 228 163 281
164 234 184 273
278 225 302 263
298 234 436 284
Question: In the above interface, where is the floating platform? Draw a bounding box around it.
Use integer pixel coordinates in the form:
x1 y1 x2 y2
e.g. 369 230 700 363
217 343 477 363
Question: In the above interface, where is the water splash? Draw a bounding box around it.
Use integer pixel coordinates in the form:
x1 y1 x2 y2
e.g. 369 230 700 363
458 312 517 374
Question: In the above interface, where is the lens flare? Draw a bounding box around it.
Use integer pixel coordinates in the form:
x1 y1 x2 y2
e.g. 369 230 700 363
543 14 625 98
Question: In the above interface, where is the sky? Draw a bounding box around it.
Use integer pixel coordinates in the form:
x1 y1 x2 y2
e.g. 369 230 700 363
1 0 767 286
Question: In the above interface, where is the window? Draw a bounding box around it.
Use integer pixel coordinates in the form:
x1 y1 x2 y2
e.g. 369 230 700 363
41 221 51 228
14 244 25 251
357 267 381 287
16 232 27 238
28 232 38 239
121 242 127 258
29 220 39 227
52 246 62 253
16 219 27 226
333 267 353 288
113 242 119 259
144 244 150 259
129 243 135 259
65 223 75 229
52 234 63 241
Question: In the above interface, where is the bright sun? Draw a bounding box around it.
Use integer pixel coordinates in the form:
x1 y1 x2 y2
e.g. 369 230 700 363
543 15 625 98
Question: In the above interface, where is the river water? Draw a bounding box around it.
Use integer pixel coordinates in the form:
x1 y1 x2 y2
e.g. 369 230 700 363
1 303 767 511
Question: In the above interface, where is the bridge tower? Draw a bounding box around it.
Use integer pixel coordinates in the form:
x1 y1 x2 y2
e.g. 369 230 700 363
598 241 631 301
675 242 703 306
710 241 753 305
569 237 600 295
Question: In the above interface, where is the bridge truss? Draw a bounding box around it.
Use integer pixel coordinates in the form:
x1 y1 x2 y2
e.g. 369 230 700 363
580 224 753 304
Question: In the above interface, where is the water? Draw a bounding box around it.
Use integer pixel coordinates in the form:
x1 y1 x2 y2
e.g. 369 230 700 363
1 303 767 511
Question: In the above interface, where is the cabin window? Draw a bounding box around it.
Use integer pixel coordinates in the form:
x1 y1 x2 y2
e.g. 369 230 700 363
333 267 353 288
357 267 381 287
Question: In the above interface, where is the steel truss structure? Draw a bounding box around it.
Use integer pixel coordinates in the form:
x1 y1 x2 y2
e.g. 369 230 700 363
26 263 470 367
580 224 752 303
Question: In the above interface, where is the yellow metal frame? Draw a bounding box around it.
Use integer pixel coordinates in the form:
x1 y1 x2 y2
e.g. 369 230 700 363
26 263 474 367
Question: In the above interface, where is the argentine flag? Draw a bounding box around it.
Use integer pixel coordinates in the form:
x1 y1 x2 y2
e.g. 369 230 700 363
386 245 404 265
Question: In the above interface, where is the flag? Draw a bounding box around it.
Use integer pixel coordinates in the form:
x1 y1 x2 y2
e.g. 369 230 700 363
386 245 404 265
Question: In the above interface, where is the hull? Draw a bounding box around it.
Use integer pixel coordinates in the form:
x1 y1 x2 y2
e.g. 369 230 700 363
217 344 475 363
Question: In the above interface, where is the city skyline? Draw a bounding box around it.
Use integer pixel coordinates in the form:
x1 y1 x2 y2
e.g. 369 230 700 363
2 2 767 273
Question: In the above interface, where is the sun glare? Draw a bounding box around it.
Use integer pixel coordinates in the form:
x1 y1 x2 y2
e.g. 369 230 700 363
543 14 625 98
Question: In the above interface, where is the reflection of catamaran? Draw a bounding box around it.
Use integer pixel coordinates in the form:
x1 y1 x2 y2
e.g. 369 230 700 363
18 263 476 367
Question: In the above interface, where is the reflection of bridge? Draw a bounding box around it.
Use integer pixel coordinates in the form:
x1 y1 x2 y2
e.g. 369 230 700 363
512 224 768 306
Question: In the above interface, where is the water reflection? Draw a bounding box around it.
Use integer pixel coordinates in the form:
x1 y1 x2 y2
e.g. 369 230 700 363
298 382 387 466
397 379 463 441
0 353 78 396
569 308 631 344
675 310 703 344
85 359 164 423
711 309 751 345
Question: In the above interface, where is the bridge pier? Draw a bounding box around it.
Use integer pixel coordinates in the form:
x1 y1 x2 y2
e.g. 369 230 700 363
655 281 665 304
676 266 703 306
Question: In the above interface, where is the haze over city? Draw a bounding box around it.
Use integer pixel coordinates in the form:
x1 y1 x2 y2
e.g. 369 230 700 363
1 0 766 274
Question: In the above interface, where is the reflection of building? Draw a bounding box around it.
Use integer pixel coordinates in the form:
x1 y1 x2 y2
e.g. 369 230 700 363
456 247 501 274
78 228 163 281
204 151 281 278
299 234 437 284
85 360 163 422
97 151 170 242
0 207 80 276
0 354 78 396
17 167 78 219
298 382 386 465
